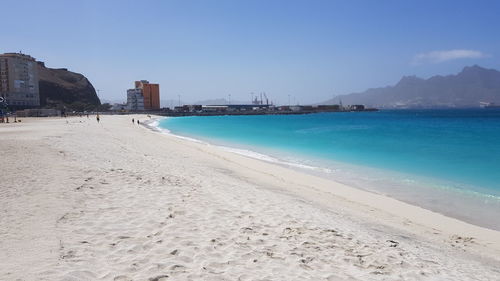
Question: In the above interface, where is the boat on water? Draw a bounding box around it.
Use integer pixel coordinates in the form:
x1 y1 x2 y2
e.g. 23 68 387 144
480 102 500 108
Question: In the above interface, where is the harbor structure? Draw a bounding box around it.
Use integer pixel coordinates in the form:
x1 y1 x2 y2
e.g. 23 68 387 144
167 102 375 116
0 52 40 108
126 80 160 111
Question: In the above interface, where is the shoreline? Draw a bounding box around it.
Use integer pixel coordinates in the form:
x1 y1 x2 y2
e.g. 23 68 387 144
147 116 500 252
2 115 499 280
152 116 500 232
146 115 500 254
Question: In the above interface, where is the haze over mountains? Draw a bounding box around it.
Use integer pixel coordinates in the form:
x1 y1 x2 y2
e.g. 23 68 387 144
323 65 500 108
103 65 500 109
158 98 248 108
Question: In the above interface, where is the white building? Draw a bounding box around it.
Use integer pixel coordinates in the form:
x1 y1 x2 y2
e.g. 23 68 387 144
126 88 144 111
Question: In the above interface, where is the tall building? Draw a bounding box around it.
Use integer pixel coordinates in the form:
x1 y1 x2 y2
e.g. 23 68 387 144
0 53 40 108
126 80 160 111
126 88 144 111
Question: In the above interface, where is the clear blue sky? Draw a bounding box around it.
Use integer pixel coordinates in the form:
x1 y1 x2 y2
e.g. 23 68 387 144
2 0 499 105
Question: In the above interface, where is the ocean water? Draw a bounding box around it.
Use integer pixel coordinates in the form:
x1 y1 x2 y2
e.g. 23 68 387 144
157 109 500 230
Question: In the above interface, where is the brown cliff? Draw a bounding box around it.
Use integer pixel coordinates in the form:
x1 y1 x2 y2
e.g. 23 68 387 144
38 63 100 110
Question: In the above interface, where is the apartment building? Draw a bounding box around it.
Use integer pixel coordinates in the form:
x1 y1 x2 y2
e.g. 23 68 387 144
0 52 40 108
126 88 145 111
126 80 160 111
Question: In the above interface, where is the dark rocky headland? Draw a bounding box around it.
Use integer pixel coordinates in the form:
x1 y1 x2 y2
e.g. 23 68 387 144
38 62 101 111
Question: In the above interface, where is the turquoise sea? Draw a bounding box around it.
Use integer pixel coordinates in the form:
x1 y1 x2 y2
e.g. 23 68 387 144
158 109 500 230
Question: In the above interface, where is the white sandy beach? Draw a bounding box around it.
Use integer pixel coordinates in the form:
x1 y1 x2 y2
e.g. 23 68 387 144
1 115 500 281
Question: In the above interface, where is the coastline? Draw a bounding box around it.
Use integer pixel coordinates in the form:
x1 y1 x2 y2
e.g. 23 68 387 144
153 116 500 231
1 115 499 280
149 116 500 246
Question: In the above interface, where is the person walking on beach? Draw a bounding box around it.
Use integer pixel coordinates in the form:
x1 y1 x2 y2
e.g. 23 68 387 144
132 118 134 124
137 119 140 125
96 113 100 123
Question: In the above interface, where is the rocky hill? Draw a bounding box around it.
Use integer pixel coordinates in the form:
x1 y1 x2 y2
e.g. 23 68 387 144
323 65 500 108
38 63 100 110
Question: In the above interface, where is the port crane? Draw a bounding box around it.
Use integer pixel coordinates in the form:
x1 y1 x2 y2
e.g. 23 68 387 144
252 92 271 105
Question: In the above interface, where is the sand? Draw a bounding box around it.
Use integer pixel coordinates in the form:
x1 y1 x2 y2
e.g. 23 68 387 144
1 115 499 281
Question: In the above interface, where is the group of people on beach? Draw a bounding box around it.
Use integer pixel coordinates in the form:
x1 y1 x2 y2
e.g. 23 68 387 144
131 115 152 125
0 116 21 123
63 113 144 125
1 112 150 126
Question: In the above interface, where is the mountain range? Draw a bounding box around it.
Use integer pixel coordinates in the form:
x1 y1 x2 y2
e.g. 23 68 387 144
322 65 500 108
